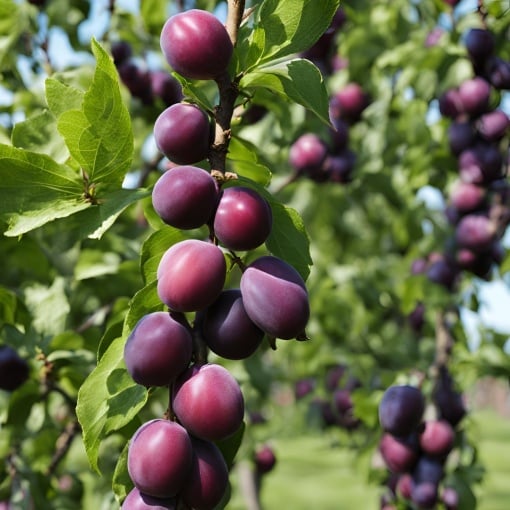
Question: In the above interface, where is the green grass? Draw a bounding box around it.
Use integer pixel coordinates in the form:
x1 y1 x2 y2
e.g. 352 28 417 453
228 409 510 509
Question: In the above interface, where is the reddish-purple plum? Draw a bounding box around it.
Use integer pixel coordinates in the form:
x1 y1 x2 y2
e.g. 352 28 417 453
486 57 510 90
150 70 182 106
180 437 229 510
459 143 504 184
477 110 510 141
213 186 272 251
379 433 419 473
127 420 192 498
396 473 413 500
254 444 277 474
157 240 226 312
200 289 264 360
124 312 192 387
173 363 244 441
153 103 211 165
152 166 218 229
442 486 459 510
455 214 496 252
289 133 328 177
240 256 310 340
117 61 153 104
329 83 369 123
457 77 491 117
419 420 455 458
378 385 425 438
160 10 233 80
449 181 485 213
0 345 29 392
121 488 176 510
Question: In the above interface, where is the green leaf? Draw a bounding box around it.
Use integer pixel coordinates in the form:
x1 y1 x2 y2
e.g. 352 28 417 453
140 227 186 285
0 144 89 237
112 442 132 505
266 200 312 281
0 0 23 70
56 39 133 186
22 278 70 338
45 78 85 119
228 137 272 186
215 422 245 469
74 249 122 281
59 188 150 241
240 59 330 125
255 0 340 65
123 281 165 337
76 336 148 473
140 0 167 35
11 110 69 163
172 74 215 113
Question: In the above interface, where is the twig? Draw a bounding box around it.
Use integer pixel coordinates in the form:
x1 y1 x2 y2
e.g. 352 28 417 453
226 0 246 46
237 461 262 510
45 421 81 476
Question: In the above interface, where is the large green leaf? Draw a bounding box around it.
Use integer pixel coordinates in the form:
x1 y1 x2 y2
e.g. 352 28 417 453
76 336 148 473
266 200 312 281
0 144 89 237
228 137 272 186
11 110 70 164
240 59 330 125
248 0 340 67
45 77 85 118
56 39 133 186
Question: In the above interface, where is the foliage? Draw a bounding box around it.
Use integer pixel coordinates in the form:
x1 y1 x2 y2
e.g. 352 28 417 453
0 0 509 509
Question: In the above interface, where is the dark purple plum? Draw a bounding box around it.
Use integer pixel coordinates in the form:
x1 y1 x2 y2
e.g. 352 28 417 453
111 41 132 66
213 186 272 251
254 444 277 474
477 110 510 141
455 214 496 252
180 437 229 510
153 103 211 165
127 420 192 498
152 166 218 229
200 289 264 360
329 117 350 152
486 57 510 90
157 240 226 312
433 367 466 427
0 345 29 392
289 133 328 177
411 481 439 509
173 363 244 441
150 70 182 106
426 255 458 290
448 121 476 155
329 83 369 123
378 385 425 438
240 256 310 340
124 312 192 387
121 488 176 510
322 150 356 183
438 88 463 119
408 302 426 332
325 364 346 391
459 143 504 184
294 378 316 399
160 10 233 80
117 61 153 104
457 77 491 117
379 433 419 473
413 456 444 485
465 28 495 64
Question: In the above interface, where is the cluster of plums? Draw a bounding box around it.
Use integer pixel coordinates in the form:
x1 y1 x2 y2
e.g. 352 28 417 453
409 27 509 301
0 344 29 392
296 363 361 432
378 379 466 510
289 9 369 185
121 8 310 509
111 40 183 107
